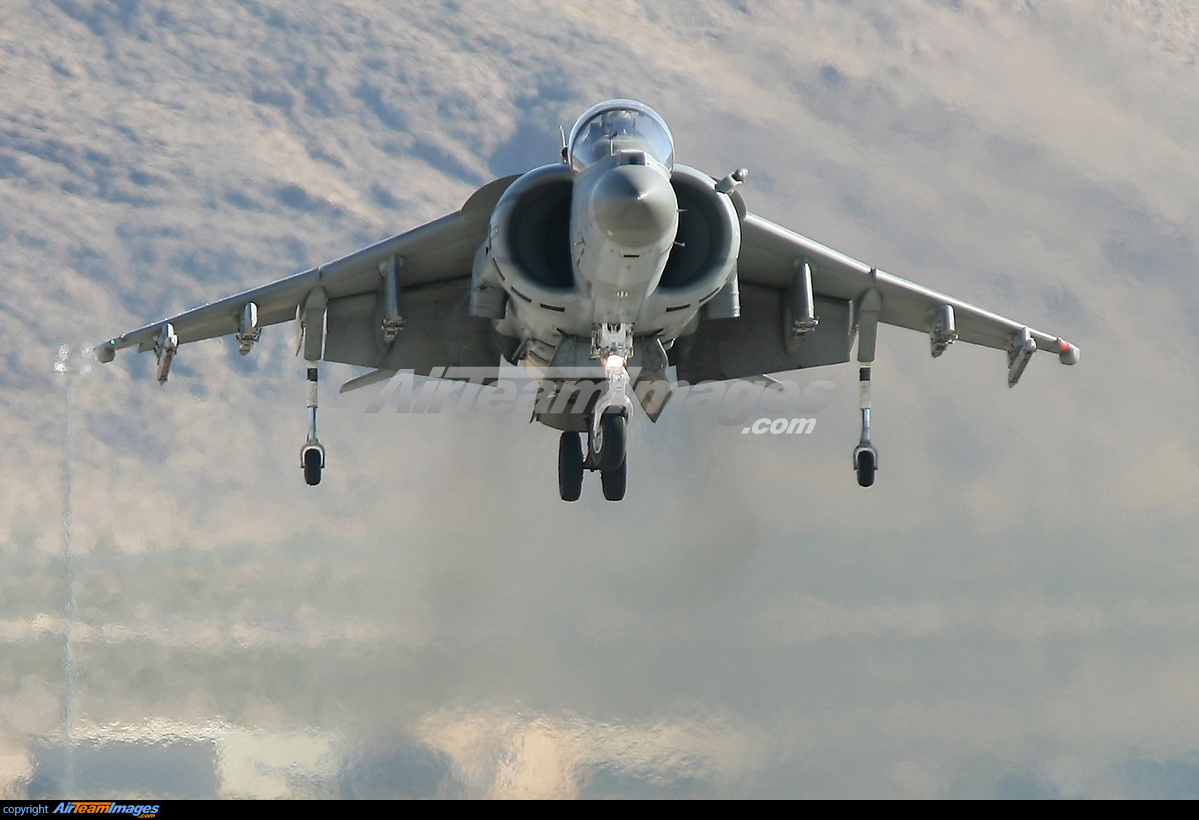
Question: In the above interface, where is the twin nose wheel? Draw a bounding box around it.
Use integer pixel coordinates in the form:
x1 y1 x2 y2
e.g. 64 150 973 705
558 414 627 501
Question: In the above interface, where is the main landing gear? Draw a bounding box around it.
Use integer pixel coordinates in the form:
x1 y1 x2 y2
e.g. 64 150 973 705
558 411 628 502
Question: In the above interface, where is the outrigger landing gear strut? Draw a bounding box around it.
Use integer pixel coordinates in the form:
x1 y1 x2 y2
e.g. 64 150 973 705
299 287 327 486
853 287 881 487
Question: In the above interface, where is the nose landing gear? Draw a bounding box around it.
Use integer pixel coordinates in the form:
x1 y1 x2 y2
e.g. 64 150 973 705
558 431 584 502
593 411 627 501
600 455 627 502
591 412 627 473
556 411 629 502
556 323 635 501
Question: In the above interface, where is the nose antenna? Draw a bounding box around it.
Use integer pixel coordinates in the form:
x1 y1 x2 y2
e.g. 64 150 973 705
560 125 568 161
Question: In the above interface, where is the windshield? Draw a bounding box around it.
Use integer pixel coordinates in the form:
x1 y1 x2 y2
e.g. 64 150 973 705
568 101 674 173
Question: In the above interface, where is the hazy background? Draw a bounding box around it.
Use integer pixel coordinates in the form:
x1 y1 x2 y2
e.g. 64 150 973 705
2 0 1198 797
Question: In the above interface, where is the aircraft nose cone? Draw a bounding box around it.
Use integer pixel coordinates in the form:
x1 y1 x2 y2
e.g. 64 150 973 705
589 165 677 249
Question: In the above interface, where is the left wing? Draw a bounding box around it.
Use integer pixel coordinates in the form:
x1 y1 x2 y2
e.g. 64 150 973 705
94 176 522 488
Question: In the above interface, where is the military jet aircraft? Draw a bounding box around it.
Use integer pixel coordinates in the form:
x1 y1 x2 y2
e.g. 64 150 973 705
96 100 1079 502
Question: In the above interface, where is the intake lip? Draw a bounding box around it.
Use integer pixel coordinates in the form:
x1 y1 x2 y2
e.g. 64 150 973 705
589 165 678 249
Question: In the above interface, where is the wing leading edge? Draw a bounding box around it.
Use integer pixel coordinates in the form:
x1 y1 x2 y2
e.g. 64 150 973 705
95 175 518 360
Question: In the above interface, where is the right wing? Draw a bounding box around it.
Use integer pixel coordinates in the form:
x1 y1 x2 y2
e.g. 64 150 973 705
677 208 1079 384
96 176 519 376
737 213 1077 353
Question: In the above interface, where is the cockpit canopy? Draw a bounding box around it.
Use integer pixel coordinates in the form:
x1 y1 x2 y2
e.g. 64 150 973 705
567 100 674 173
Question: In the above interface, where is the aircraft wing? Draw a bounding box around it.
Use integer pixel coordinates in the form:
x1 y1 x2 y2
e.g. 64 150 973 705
96 176 518 374
676 209 1079 384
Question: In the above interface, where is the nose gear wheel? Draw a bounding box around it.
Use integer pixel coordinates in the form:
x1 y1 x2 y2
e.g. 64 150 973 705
591 413 627 473
558 431 584 501
601 456 627 501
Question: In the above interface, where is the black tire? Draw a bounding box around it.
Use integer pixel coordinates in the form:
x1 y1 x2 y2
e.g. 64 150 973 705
594 413 627 473
558 431 584 501
601 457 627 502
855 448 876 488
303 447 323 486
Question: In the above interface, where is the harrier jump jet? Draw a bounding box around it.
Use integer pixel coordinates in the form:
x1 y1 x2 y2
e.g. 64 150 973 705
96 100 1079 501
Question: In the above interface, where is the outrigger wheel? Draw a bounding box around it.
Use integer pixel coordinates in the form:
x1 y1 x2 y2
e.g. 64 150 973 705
853 445 876 488
302 442 325 486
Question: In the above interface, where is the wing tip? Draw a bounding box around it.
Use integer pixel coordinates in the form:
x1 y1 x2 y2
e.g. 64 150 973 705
1056 338 1080 366
93 341 116 363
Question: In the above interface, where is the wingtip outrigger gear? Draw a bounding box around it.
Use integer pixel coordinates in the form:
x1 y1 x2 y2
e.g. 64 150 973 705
852 287 881 488
852 364 877 488
299 287 328 486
